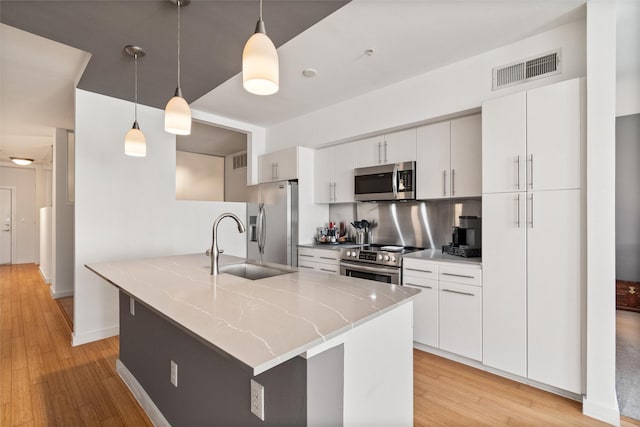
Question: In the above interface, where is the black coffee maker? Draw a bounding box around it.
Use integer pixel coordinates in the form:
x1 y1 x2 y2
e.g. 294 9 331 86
445 216 482 257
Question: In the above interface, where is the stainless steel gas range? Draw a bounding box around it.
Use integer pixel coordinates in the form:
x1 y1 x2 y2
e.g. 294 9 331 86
339 245 423 285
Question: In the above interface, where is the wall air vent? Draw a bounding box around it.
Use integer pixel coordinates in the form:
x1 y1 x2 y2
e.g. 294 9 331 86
232 152 247 170
492 49 561 90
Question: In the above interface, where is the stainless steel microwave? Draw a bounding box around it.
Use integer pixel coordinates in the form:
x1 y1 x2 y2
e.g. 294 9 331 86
354 161 416 201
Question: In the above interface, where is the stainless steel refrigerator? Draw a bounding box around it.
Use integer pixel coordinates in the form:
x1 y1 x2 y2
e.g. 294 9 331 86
247 181 298 266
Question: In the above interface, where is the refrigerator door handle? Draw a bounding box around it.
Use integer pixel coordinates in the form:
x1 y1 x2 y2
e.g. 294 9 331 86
259 204 267 254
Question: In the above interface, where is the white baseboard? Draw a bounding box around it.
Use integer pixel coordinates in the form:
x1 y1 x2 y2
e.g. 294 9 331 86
71 325 119 346
50 288 74 299
116 359 170 427
38 267 51 284
583 397 620 426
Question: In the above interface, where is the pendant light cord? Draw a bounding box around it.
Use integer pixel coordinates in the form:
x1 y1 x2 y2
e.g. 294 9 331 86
259 0 263 20
177 1 181 90
134 53 138 123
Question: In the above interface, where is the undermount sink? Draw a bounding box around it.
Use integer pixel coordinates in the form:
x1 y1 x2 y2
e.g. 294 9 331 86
219 262 295 281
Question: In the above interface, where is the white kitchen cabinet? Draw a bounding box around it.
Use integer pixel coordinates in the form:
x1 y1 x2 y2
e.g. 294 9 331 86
482 78 582 194
297 247 341 274
403 260 439 348
356 129 416 167
416 114 481 199
439 281 482 362
527 189 582 394
416 121 450 199
314 143 358 204
259 147 299 183
481 78 584 394
482 192 528 377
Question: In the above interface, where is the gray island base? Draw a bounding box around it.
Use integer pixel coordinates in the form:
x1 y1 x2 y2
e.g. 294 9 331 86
87 254 417 426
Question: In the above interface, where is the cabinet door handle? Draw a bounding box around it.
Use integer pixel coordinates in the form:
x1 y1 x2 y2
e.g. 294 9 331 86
528 154 534 189
319 256 337 260
299 254 314 258
442 170 447 196
451 169 455 196
405 267 433 274
441 272 475 279
377 141 382 164
384 141 388 163
528 194 534 229
514 194 521 228
442 288 475 297
405 282 433 289
319 268 336 273
299 265 314 269
515 155 521 190
332 183 336 201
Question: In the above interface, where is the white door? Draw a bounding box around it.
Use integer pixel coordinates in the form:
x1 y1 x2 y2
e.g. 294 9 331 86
527 189 582 394
416 121 450 199
438 282 483 361
403 280 438 347
0 188 12 264
482 91 527 194
482 192 527 377
527 78 582 191
450 114 482 198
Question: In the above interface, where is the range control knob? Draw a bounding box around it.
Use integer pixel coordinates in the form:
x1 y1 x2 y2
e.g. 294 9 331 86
390 256 397 262
352 251 358 257
383 255 390 261
377 254 383 260
345 251 351 257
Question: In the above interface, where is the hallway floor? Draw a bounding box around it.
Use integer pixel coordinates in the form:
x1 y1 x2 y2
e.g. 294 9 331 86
617 309 640 420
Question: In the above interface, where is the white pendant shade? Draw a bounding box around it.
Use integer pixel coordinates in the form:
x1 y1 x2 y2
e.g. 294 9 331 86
10 157 34 166
243 32 279 96
164 95 192 135
124 127 147 157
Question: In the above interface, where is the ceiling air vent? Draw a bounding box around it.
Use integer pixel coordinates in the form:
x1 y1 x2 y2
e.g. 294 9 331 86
232 152 247 170
492 49 561 90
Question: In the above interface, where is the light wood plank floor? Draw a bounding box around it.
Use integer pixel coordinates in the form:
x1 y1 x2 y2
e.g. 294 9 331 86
1 263 638 426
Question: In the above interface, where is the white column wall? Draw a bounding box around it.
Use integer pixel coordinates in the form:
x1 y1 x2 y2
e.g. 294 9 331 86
73 90 247 346
583 1 619 425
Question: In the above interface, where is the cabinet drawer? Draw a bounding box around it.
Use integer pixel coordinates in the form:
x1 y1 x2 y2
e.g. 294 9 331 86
403 259 439 280
298 258 316 270
314 249 340 263
439 264 482 287
403 276 437 290
298 247 316 258
439 282 482 361
316 264 340 274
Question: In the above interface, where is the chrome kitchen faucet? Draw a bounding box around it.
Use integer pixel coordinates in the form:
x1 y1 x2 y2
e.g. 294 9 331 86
209 213 246 275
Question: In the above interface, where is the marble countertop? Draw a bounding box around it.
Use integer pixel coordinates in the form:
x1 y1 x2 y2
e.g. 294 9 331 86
86 254 419 375
404 249 482 266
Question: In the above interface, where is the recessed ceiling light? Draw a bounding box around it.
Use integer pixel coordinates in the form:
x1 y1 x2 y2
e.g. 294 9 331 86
364 48 375 56
302 68 318 78
10 157 34 166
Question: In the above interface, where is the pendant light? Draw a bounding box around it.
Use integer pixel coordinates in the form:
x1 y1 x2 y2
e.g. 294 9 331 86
124 45 147 157
242 0 279 96
165 0 192 135
9 157 34 166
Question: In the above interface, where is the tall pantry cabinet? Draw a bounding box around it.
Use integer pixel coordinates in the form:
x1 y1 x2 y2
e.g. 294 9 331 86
481 78 584 394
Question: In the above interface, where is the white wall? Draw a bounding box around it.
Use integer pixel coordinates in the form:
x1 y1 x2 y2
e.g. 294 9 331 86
583 1 619 425
616 0 640 117
224 151 248 203
74 89 247 346
39 206 52 282
51 128 74 298
0 164 37 264
267 20 586 151
176 151 224 201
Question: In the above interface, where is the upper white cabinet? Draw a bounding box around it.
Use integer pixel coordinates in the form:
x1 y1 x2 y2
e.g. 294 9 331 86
483 78 582 194
314 143 358 204
259 147 300 183
356 129 416 168
417 114 481 199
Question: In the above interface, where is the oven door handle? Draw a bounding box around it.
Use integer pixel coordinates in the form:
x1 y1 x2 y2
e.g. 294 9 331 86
340 260 400 274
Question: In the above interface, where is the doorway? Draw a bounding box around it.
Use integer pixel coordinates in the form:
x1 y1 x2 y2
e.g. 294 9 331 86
0 187 16 265
614 113 640 421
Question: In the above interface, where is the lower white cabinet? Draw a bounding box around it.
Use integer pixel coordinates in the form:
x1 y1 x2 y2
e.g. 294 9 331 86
297 247 340 274
403 258 482 361
439 281 482 361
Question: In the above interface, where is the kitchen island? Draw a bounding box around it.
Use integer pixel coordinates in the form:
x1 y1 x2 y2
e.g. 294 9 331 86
87 253 418 427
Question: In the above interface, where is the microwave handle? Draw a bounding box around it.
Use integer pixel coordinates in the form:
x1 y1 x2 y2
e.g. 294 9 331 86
392 165 398 198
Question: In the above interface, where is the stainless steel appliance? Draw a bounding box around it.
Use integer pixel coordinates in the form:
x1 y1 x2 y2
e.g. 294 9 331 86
354 161 416 201
247 181 298 266
339 245 422 285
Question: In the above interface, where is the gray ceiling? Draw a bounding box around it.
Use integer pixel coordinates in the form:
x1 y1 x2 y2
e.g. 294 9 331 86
0 0 349 110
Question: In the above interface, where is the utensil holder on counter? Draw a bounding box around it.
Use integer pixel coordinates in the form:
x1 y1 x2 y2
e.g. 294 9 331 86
355 230 365 245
